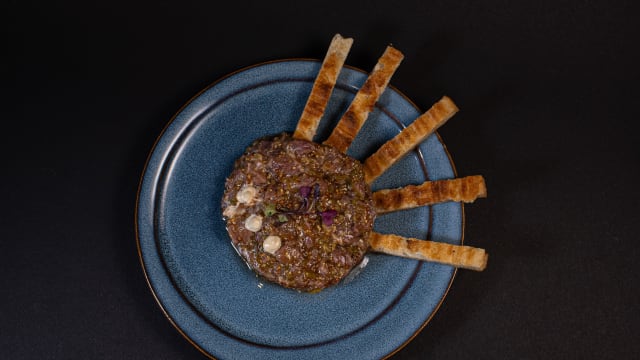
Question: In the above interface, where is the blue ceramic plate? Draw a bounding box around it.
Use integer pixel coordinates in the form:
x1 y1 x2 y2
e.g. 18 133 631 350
136 60 463 359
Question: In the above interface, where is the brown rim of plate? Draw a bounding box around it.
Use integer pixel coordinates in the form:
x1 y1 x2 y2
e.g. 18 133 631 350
134 57 463 360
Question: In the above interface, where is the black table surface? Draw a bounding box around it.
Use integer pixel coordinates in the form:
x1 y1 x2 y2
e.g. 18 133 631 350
3 1 639 359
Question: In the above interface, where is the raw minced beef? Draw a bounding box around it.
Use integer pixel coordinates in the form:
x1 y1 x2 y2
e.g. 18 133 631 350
221 133 376 292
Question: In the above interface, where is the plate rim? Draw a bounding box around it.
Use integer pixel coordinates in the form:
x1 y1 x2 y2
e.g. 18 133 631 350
134 58 464 359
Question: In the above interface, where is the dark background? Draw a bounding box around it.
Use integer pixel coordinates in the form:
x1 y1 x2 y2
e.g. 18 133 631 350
2 0 639 359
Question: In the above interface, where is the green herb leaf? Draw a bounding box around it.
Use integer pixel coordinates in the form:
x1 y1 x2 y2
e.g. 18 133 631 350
264 203 277 217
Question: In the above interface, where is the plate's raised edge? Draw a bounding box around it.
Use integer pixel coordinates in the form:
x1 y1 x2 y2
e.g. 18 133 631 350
134 58 464 360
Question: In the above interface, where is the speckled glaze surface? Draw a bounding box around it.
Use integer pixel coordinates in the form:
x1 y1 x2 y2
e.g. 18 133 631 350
136 60 462 359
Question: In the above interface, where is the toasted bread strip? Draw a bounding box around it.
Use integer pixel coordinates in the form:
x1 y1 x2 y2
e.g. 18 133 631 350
293 34 354 141
373 175 487 214
323 46 404 152
369 232 487 271
363 96 459 184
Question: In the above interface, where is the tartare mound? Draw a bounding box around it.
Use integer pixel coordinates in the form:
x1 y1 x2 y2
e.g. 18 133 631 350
221 133 376 292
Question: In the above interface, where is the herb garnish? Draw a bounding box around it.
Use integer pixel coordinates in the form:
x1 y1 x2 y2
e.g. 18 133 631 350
263 184 337 226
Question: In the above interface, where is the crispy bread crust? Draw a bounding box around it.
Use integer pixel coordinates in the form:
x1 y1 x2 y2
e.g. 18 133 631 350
373 175 487 213
363 96 459 184
323 46 404 152
369 232 488 271
271 36 488 273
293 34 353 141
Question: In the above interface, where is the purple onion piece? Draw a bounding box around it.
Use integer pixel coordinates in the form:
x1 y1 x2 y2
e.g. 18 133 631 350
299 186 312 198
320 210 338 226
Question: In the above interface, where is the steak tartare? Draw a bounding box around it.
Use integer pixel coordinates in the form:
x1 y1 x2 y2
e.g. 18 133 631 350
221 133 376 292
